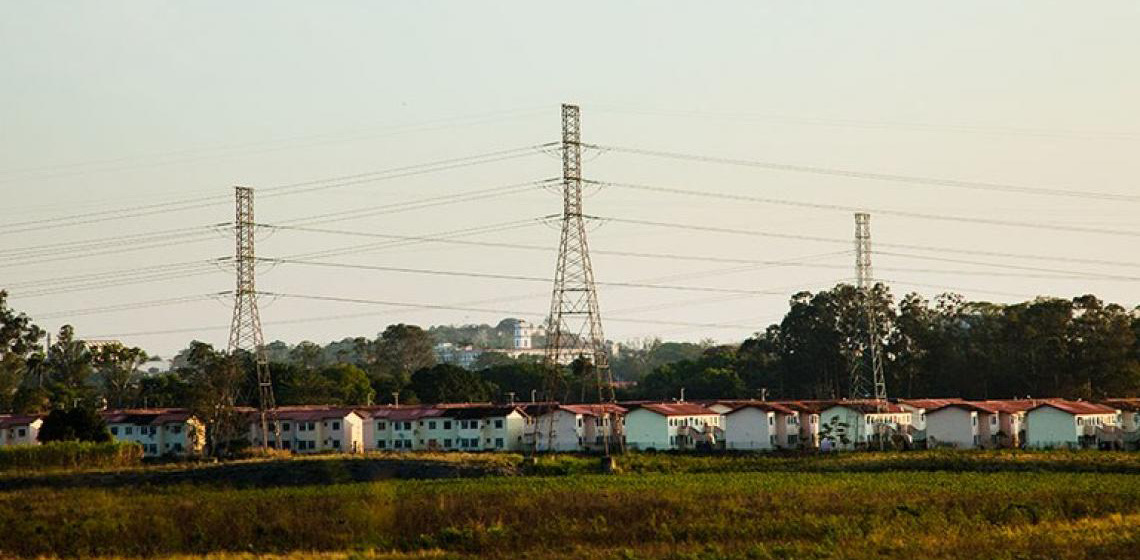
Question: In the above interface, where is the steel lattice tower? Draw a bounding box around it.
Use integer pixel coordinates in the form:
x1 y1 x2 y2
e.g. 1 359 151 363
228 186 279 448
544 104 621 455
850 212 887 402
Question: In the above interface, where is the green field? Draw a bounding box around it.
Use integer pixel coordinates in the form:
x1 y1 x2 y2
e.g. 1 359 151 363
3 451 1140 559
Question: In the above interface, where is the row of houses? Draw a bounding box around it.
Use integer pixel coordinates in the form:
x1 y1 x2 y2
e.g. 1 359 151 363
2 397 1138 456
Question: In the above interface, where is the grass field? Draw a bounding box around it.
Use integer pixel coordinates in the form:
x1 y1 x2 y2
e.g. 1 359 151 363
3 451 1140 559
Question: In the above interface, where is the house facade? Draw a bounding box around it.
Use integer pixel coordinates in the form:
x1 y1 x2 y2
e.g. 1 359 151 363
1025 400 1120 449
924 402 998 449
723 402 799 451
624 403 721 451
364 405 529 452
250 407 364 453
819 401 912 450
527 404 626 452
0 415 43 447
103 409 204 457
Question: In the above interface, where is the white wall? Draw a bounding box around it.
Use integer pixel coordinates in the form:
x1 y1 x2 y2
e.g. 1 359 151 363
724 407 774 450
625 409 669 450
926 408 978 448
1026 407 1079 448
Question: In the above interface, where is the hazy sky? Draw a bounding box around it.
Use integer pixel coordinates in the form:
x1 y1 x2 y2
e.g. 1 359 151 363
3 2 1140 357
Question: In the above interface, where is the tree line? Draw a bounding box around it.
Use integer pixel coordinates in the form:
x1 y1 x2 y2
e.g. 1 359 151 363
5 284 1140 426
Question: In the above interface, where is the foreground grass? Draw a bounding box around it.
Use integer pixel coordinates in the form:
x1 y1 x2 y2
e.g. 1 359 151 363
4 470 1140 559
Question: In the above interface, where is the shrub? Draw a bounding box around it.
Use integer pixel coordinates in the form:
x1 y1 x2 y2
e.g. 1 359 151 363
0 440 142 472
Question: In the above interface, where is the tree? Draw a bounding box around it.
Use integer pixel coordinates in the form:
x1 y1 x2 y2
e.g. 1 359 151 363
92 342 147 409
37 407 111 443
178 342 244 455
44 325 93 407
409 364 493 403
0 291 44 412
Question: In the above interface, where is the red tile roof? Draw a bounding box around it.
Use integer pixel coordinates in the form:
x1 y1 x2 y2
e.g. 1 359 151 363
1029 399 1118 415
555 403 627 417
0 415 43 428
928 402 998 415
823 400 908 414
977 399 1038 413
722 401 797 415
772 400 835 413
1100 398 1140 412
899 398 964 410
632 402 718 417
102 408 196 425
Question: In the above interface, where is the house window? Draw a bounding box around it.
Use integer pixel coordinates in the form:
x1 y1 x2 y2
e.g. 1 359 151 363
308 422 316 431
283 423 291 431
125 427 133 435
299 424 307 432
444 439 452 448
403 422 412 430
110 426 119 436
332 421 341 431
495 437 504 448
283 441 291 450
404 439 412 448
378 440 386 449
768 416 774 426
485 438 491 446
972 416 977 426
17 428 26 437
332 440 341 449
495 419 503 429
377 422 386 430
394 440 402 449
173 443 183 452
444 421 452 429
990 416 997 425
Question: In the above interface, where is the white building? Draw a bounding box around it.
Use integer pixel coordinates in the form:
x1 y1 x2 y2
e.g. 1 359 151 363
924 402 999 449
624 402 721 451
364 404 530 452
0 415 43 447
723 402 799 450
526 403 626 452
250 407 364 454
433 343 483 369
818 401 912 450
1025 400 1120 449
1101 399 1140 449
103 409 204 457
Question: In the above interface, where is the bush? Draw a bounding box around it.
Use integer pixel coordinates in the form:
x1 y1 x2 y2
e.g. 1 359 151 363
37 407 111 443
0 441 142 472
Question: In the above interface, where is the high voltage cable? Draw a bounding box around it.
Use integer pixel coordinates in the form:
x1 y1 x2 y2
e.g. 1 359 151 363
263 293 760 330
594 180 1140 238
0 144 553 236
36 294 229 320
585 144 1140 203
599 217 1140 273
260 258 791 295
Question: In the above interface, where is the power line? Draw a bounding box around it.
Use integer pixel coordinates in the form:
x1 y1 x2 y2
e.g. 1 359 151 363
595 179 1140 238
261 258 789 295
586 144 1140 203
36 294 229 320
0 144 554 236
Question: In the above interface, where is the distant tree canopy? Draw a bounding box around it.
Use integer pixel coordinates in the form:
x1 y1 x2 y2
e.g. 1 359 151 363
38 407 111 443
7 289 1140 418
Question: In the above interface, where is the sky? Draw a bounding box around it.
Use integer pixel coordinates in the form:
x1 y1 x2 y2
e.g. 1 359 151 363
2 1 1140 358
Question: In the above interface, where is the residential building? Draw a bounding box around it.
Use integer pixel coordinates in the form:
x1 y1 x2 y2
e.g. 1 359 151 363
364 404 530 452
776 401 828 449
251 407 364 453
978 399 1036 448
103 409 204 457
818 401 912 450
1025 400 1121 449
1101 398 1140 449
0 415 44 447
526 403 626 452
898 398 963 443
624 402 721 451
924 402 999 449
723 402 799 450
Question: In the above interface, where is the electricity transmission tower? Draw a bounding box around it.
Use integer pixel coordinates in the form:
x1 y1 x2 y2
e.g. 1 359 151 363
543 104 621 456
850 212 887 402
228 186 279 448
